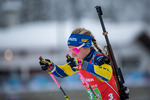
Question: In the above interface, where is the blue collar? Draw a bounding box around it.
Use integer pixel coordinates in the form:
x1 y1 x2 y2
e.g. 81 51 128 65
83 47 96 62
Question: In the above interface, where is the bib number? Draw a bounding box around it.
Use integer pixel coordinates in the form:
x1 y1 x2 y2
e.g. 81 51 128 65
108 93 113 100
86 88 102 100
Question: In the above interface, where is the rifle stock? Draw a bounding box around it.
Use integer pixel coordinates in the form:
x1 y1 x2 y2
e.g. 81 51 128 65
95 6 129 100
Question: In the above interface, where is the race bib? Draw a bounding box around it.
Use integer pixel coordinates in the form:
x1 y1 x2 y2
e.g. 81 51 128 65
86 88 102 100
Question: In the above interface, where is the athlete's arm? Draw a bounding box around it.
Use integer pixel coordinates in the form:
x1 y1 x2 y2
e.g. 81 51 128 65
52 64 76 78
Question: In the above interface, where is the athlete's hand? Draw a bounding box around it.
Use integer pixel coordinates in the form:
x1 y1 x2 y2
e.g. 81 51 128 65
39 58 55 72
66 54 83 69
67 57 78 68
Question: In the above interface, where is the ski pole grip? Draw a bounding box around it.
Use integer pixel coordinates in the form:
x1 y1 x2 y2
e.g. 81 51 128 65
66 54 71 59
39 56 53 72
39 56 52 65
39 56 43 61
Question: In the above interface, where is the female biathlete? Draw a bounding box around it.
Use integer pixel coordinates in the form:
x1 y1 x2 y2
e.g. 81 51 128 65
39 28 120 100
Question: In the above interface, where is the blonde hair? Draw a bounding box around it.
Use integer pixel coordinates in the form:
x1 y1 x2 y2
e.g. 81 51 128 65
72 28 105 55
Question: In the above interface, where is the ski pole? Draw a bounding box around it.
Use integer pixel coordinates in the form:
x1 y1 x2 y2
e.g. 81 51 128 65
66 54 100 100
39 56 69 100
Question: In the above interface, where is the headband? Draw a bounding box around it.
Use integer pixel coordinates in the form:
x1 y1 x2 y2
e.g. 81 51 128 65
67 34 93 47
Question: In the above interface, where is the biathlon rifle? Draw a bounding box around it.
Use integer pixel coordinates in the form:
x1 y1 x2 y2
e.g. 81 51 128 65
95 6 129 100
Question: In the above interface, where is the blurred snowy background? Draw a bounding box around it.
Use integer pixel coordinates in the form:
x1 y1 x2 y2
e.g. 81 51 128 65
0 0 150 100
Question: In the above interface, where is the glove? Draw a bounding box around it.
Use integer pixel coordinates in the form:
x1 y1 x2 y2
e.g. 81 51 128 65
66 57 83 69
39 59 55 72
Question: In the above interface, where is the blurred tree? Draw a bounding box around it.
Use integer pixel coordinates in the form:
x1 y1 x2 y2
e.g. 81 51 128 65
0 0 5 27
21 0 48 23
142 0 150 24
0 0 150 28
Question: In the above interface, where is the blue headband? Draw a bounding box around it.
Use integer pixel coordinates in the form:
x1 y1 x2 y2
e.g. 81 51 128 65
67 34 93 47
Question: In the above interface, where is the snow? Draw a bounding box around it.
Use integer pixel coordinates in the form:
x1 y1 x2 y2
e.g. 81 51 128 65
0 19 144 50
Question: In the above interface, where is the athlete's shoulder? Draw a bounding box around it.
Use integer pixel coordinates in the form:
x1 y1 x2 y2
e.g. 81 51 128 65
93 52 105 65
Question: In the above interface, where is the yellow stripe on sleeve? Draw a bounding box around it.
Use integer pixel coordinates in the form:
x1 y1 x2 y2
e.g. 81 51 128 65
94 64 112 81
